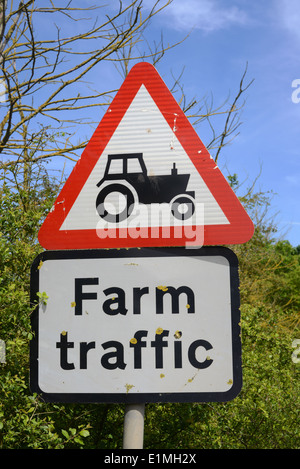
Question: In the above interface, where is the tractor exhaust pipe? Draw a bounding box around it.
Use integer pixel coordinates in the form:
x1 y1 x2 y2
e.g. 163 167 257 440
171 162 178 175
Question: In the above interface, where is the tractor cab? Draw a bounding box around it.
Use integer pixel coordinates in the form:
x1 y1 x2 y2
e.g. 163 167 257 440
96 152 195 223
97 153 147 187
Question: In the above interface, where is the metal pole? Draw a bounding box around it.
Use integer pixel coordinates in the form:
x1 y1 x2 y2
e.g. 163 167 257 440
123 403 145 449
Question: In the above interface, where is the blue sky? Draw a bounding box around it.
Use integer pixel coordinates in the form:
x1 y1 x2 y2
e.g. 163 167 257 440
34 0 300 247
135 0 300 246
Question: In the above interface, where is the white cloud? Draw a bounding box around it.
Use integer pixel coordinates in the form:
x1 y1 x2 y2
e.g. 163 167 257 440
285 174 300 186
276 0 300 40
157 0 249 33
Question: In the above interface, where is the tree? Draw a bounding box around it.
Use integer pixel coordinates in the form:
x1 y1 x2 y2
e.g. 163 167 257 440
0 0 252 187
0 0 180 178
169 61 254 163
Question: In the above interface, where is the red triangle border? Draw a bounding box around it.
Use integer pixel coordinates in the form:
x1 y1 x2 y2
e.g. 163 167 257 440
38 62 254 250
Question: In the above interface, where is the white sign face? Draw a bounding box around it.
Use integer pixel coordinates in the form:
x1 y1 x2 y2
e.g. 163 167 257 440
30 248 242 403
60 85 228 232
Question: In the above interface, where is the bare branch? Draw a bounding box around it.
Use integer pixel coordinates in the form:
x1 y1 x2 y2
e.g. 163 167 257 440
214 62 254 163
0 0 176 171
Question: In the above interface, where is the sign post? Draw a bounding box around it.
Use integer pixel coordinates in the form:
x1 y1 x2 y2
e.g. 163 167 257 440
30 247 242 448
123 403 145 449
31 62 254 449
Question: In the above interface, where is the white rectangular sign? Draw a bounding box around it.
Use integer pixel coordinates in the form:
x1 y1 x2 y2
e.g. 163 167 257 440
30 247 242 403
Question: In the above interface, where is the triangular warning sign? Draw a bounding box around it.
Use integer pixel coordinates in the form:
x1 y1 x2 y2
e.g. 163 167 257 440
38 62 254 250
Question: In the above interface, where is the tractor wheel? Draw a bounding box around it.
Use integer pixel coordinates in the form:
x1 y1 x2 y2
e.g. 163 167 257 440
171 195 195 221
96 183 135 223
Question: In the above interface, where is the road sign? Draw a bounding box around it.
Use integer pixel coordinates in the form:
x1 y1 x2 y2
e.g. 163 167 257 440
38 62 254 250
30 247 242 403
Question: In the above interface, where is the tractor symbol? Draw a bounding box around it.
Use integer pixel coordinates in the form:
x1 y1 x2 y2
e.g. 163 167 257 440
96 153 195 223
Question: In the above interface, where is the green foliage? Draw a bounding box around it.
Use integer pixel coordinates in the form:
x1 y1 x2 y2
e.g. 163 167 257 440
36 291 49 305
0 165 299 449
142 301 299 449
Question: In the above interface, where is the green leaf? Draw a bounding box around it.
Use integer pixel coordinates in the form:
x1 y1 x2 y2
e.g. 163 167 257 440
36 291 49 305
61 429 69 439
